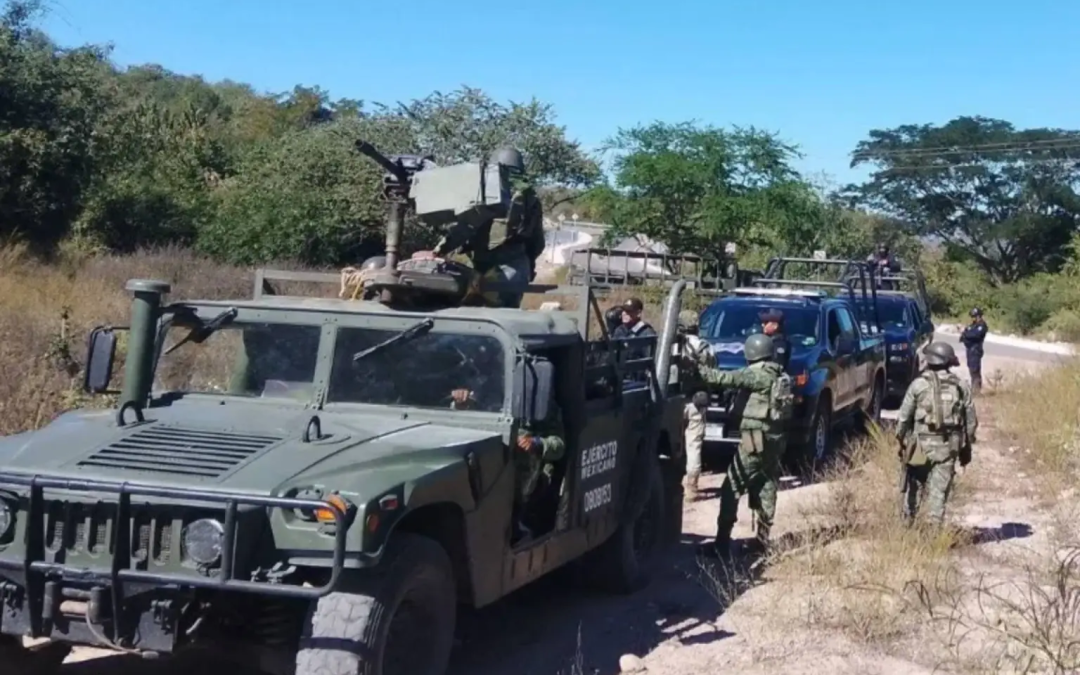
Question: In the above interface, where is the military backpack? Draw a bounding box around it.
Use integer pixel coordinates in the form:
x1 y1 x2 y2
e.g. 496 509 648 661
768 371 794 422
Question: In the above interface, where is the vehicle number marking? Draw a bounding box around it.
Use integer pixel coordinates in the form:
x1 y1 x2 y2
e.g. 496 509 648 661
581 440 618 480
583 483 613 513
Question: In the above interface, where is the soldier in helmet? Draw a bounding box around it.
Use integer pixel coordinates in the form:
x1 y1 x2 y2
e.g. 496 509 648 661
677 309 714 501
412 147 543 309
959 307 988 394
895 341 978 528
695 333 794 560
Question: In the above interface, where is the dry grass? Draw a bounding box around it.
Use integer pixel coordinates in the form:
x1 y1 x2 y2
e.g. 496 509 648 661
686 388 1080 672
0 244 258 435
994 357 1080 482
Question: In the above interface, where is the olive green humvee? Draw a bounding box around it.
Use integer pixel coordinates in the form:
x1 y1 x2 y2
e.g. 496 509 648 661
0 270 692 675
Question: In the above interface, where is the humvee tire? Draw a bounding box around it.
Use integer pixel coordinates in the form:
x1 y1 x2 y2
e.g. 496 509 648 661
0 636 70 675
579 448 666 594
295 534 456 675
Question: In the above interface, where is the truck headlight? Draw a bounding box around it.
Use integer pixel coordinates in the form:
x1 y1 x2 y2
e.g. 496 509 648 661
183 518 224 565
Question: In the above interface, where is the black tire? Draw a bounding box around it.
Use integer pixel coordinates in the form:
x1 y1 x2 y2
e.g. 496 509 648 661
0 636 70 675
858 375 884 430
798 396 832 477
579 450 666 594
295 533 456 675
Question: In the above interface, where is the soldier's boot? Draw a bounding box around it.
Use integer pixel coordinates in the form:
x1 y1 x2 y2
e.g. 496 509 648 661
753 520 772 554
698 523 735 561
684 474 700 502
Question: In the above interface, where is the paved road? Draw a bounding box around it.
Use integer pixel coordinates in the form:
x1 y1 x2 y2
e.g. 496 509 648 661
934 331 1071 364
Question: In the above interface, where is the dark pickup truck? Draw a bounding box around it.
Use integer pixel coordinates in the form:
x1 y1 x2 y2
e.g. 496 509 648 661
698 257 887 467
854 270 935 404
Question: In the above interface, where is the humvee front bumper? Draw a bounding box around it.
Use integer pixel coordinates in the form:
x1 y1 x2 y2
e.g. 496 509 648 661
0 472 348 651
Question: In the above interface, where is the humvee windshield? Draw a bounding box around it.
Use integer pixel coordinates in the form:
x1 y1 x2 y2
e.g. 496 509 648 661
328 328 506 412
153 319 507 411
155 322 323 399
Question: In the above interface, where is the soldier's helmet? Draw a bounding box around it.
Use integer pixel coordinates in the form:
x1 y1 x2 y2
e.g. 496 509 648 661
969 307 983 318
744 333 775 363
678 309 699 331
491 147 525 172
360 255 388 272
922 341 957 368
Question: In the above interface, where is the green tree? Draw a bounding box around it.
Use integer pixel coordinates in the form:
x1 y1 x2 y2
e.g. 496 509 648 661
583 121 827 256
0 0 115 248
847 115 1080 283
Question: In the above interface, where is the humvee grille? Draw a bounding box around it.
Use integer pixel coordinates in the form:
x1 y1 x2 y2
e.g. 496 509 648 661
78 426 283 478
43 501 183 564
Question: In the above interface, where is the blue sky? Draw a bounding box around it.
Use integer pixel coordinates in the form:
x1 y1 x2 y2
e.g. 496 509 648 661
41 0 1080 187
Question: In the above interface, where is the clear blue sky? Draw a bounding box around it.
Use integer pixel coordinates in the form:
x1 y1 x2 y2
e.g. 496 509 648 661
42 0 1080 187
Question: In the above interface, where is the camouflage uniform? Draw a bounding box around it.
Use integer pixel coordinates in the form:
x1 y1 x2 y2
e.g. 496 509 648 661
698 334 789 557
432 147 543 309
516 401 566 506
677 309 713 500
895 342 978 526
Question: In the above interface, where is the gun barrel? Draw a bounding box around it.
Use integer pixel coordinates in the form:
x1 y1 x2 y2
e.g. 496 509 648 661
355 140 409 183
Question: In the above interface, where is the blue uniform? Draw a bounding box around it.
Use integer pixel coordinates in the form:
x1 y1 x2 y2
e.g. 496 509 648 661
959 320 988 393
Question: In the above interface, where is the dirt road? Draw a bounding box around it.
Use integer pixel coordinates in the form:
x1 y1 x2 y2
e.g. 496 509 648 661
44 341 1062 675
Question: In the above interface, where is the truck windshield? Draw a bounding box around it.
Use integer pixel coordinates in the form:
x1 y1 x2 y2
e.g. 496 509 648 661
155 322 322 400
701 303 820 346
327 328 507 412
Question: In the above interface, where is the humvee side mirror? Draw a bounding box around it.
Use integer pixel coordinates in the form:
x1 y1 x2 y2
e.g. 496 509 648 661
512 358 554 423
83 326 119 394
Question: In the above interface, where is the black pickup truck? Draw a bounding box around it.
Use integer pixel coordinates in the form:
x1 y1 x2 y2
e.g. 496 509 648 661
698 257 887 468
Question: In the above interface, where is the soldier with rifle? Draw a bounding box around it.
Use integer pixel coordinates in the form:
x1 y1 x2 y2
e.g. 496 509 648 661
413 147 545 308
895 342 978 528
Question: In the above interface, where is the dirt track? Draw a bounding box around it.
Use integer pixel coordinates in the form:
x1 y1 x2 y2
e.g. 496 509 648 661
35 347 1058 675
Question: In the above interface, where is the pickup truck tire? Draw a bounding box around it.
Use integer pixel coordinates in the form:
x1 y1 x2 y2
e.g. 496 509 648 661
800 396 833 473
295 533 456 675
0 636 70 675
858 374 884 430
579 449 665 594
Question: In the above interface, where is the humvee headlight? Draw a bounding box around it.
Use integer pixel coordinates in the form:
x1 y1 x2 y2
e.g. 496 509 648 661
183 518 224 565
0 500 11 538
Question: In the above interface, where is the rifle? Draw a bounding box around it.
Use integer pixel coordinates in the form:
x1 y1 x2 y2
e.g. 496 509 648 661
897 432 914 494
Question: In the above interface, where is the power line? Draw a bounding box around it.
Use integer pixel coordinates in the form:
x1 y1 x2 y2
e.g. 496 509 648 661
851 138 1080 160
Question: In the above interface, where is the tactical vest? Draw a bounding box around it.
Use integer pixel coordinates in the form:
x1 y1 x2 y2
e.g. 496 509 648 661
768 371 794 422
470 176 540 267
741 361 783 422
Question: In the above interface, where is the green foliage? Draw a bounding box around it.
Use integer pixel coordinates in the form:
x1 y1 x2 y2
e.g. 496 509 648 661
583 121 823 255
847 115 1080 284
0 2 598 266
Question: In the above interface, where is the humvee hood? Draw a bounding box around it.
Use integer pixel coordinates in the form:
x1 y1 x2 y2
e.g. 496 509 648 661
0 402 501 493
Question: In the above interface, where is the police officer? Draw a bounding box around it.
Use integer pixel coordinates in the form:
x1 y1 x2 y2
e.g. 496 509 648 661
612 297 657 367
412 147 543 308
696 333 792 559
677 310 713 502
959 308 988 395
759 308 791 370
895 342 978 528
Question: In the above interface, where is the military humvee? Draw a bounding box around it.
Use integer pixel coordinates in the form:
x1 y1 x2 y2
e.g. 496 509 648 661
0 259 691 674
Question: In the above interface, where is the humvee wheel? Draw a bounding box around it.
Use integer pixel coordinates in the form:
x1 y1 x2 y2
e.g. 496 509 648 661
580 450 666 594
296 533 456 675
0 636 71 675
